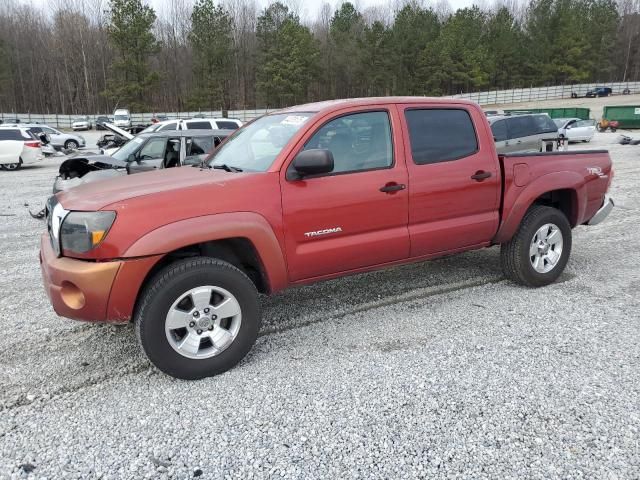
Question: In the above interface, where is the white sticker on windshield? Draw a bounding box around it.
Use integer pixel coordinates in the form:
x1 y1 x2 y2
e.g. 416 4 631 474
281 115 308 126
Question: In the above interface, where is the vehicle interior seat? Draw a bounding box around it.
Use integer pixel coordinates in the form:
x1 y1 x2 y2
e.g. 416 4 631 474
164 140 180 168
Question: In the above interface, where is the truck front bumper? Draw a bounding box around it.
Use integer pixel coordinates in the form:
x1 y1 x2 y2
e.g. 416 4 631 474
40 234 161 323
40 234 123 322
587 195 614 226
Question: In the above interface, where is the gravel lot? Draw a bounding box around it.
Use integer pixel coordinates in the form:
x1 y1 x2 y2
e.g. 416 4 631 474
0 129 639 479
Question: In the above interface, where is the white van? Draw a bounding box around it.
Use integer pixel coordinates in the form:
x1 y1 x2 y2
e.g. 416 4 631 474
113 109 132 129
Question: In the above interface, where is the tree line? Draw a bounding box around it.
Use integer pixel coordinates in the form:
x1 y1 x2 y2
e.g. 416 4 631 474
0 0 639 114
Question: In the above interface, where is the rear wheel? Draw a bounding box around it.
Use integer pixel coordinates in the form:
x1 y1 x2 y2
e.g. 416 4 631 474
135 257 261 380
64 140 79 150
2 160 21 170
501 205 572 287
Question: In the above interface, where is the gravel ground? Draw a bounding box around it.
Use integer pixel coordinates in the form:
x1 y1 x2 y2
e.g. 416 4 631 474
0 130 639 479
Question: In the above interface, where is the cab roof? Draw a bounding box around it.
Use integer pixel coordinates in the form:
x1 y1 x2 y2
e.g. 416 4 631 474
277 96 480 115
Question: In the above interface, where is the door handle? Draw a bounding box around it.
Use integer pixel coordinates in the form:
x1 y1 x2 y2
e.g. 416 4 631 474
471 171 492 181
379 183 406 193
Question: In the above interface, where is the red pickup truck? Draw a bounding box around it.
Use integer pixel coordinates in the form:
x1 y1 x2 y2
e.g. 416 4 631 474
40 97 614 379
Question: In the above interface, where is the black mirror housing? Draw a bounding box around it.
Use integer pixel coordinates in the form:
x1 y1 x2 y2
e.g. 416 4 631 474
289 149 334 180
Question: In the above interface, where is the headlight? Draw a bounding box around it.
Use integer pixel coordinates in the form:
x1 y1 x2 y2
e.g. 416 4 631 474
60 211 116 253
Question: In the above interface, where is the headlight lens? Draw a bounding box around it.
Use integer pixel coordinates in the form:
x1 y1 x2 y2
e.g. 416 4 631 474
60 211 116 253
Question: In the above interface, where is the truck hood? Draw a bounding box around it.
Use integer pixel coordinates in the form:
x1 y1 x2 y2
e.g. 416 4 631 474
57 166 247 211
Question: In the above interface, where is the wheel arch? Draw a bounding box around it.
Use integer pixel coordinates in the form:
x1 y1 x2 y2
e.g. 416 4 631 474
124 212 288 295
494 171 586 244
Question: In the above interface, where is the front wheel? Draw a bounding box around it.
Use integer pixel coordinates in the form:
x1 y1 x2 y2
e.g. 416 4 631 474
500 205 572 287
135 257 261 380
64 140 79 150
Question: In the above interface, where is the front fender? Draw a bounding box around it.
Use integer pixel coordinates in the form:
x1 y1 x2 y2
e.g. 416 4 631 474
123 212 288 293
493 171 586 244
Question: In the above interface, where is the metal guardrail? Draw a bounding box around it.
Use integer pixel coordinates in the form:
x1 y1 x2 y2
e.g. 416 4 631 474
449 82 640 105
0 109 272 129
3 81 640 128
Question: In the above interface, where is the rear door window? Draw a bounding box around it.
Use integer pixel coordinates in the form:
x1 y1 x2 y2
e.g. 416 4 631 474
216 121 239 130
533 115 558 134
0 130 25 140
405 109 478 164
185 136 217 165
490 120 507 142
506 116 534 139
185 121 212 130
158 122 179 131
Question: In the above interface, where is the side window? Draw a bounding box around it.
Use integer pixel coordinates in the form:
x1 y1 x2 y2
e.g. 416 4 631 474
29 127 43 134
576 120 595 127
184 136 216 165
158 122 179 131
405 109 478 165
0 130 23 140
42 127 56 134
138 138 166 159
533 115 557 134
216 121 239 130
303 111 393 174
506 116 533 139
490 120 507 142
185 121 212 130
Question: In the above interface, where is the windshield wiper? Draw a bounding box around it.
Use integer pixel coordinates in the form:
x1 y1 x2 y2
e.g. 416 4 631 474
211 163 243 172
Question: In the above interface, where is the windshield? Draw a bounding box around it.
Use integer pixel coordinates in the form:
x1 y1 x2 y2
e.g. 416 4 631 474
140 123 162 134
111 137 144 161
207 113 314 171
74 117 87 122
115 115 129 121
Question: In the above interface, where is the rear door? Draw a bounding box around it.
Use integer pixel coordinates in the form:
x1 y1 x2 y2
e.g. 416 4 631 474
568 120 596 141
398 104 501 257
280 106 410 281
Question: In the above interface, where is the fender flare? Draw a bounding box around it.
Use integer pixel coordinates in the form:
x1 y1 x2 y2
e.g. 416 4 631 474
124 212 288 293
493 171 586 244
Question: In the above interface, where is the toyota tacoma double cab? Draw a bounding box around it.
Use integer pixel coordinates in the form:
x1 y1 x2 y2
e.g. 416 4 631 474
40 97 614 379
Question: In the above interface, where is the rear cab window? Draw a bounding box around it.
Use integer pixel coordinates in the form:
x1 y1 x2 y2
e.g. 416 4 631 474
404 109 478 164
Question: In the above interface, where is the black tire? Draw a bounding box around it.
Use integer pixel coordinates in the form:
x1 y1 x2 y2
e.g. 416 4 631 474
64 140 79 150
611 128 617 133
500 205 572 287
135 257 261 380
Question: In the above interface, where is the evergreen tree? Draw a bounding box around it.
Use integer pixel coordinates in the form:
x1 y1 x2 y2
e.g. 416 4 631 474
256 3 319 107
103 0 159 111
189 0 234 110
329 2 365 98
391 4 440 95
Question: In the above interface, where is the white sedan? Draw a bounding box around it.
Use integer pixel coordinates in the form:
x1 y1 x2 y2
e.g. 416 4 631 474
0 127 43 170
554 118 596 142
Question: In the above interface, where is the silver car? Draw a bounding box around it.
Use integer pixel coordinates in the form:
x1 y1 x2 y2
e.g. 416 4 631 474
488 114 559 154
16 124 86 150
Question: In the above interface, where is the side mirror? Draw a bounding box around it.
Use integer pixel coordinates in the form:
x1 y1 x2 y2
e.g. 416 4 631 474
127 154 137 163
289 149 334 180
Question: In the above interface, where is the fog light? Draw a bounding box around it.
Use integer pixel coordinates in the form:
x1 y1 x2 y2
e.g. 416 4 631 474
60 281 86 310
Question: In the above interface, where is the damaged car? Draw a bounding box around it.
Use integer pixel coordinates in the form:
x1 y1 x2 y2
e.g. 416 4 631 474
54 129 231 193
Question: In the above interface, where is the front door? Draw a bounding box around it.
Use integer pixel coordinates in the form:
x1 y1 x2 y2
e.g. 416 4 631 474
281 108 410 282
398 105 501 257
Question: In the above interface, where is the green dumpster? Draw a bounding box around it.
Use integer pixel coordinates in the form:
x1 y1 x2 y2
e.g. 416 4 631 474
503 107 591 120
602 106 640 129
